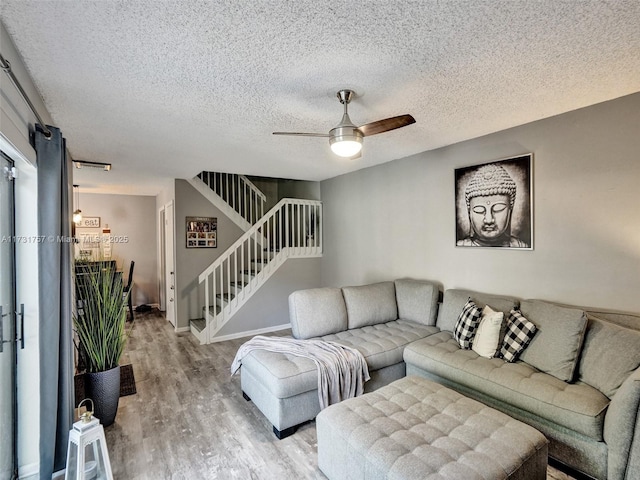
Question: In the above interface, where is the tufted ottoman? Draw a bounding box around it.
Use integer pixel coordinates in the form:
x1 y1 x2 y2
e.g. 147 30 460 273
316 376 548 480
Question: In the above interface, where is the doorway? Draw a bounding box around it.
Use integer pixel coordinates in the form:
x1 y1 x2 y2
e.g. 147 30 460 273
163 201 176 327
0 151 17 479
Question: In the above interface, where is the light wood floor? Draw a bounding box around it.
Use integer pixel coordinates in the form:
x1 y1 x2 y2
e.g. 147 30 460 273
105 311 579 480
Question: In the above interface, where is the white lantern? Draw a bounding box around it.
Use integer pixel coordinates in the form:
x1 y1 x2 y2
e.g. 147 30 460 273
65 399 114 480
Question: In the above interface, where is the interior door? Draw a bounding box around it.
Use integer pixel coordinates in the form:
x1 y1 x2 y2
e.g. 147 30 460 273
164 201 176 327
0 152 16 480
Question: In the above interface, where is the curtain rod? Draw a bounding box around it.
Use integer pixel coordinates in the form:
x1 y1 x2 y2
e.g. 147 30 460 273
0 52 52 139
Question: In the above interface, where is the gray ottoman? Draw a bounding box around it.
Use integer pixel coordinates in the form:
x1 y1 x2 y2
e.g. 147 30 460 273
317 376 548 480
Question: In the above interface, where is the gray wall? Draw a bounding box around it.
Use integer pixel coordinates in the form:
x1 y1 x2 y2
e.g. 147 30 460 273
75 193 158 306
248 176 321 210
174 179 244 329
216 257 321 337
278 178 321 201
320 92 640 313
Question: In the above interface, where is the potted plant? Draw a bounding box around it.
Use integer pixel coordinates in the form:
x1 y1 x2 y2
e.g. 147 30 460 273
73 261 130 426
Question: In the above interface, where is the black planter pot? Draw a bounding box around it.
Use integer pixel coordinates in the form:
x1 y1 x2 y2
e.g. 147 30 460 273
85 365 120 427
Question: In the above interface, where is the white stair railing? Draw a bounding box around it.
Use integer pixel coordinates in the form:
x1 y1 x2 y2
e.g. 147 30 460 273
197 172 266 226
196 198 322 343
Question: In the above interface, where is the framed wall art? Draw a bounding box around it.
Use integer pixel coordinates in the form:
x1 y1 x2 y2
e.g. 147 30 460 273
77 216 100 228
455 154 533 249
186 216 217 248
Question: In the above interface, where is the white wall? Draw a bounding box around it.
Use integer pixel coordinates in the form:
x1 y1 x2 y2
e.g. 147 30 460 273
74 193 158 306
320 93 640 314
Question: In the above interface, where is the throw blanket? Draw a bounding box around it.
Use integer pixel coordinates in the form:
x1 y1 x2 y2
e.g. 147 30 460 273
231 336 370 410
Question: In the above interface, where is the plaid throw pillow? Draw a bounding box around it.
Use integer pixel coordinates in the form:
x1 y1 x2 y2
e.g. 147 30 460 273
499 309 538 362
454 298 482 349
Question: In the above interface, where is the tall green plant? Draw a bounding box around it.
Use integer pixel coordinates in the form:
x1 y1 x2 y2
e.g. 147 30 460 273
73 262 130 373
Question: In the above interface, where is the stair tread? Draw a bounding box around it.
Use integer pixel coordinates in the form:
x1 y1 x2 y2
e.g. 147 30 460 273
190 318 206 332
203 305 222 315
216 292 236 299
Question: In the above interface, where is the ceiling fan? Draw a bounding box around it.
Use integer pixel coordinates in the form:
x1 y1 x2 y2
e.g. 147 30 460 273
273 89 415 158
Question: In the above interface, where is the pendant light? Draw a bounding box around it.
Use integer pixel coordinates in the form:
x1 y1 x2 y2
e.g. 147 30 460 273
73 184 83 224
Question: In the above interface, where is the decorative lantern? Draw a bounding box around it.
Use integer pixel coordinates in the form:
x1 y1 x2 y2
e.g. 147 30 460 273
65 399 114 480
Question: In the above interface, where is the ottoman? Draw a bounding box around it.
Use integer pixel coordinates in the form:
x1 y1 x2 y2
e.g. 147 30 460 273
316 376 548 480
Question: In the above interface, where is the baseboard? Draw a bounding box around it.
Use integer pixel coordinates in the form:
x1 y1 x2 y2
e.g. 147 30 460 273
209 323 291 343
175 326 191 333
52 469 65 480
133 302 160 309
18 462 39 479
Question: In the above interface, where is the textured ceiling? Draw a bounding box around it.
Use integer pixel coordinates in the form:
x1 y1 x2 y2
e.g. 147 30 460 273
1 1 640 195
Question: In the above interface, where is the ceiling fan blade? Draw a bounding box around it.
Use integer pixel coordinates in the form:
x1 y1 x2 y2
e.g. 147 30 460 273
357 114 415 137
272 132 330 137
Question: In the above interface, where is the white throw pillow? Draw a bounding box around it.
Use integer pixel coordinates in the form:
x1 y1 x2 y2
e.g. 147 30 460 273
472 305 504 358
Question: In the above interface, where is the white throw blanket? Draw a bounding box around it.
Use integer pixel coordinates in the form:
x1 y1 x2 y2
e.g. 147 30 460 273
231 336 370 410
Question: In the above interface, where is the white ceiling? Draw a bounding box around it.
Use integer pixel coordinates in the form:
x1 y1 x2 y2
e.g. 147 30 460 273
1 1 639 195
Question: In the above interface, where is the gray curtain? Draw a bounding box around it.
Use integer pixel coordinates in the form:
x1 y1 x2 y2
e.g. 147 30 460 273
35 125 74 477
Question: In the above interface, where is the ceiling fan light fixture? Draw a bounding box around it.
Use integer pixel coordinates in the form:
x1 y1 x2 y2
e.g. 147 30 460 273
273 88 415 159
329 126 363 158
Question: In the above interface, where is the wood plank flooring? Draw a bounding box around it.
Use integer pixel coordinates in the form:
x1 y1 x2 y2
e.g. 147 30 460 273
104 311 580 480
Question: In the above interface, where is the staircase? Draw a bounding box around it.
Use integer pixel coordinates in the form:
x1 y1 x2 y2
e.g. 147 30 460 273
188 172 267 232
189 173 322 344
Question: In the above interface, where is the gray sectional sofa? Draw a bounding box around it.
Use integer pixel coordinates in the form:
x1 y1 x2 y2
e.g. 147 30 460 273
238 279 640 480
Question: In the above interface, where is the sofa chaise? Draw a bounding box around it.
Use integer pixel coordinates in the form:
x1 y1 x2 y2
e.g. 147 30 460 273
239 279 440 438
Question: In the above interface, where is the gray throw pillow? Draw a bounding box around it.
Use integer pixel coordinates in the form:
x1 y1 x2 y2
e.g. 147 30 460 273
394 278 439 325
342 282 398 329
518 300 588 382
578 315 640 398
288 288 348 339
